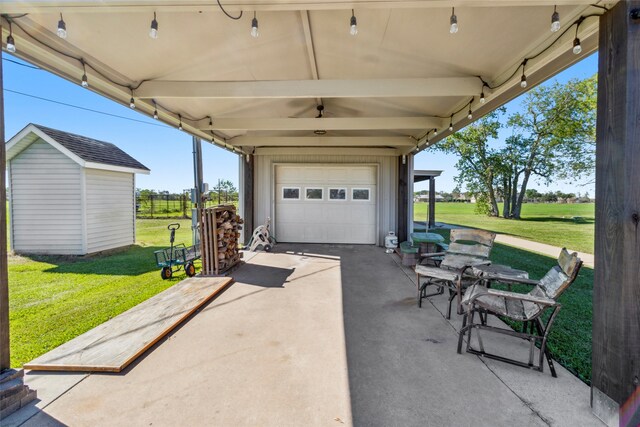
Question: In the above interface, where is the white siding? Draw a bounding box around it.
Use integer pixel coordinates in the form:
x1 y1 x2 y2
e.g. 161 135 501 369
85 169 135 253
9 140 83 254
254 149 397 246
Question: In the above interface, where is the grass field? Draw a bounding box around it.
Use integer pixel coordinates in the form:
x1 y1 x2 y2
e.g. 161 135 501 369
8 219 197 367
430 228 593 384
415 202 595 254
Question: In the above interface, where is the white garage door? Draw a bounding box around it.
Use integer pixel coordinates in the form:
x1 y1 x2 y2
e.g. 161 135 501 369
275 165 377 244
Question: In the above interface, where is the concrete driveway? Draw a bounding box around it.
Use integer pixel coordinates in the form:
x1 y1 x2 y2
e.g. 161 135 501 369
7 244 602 426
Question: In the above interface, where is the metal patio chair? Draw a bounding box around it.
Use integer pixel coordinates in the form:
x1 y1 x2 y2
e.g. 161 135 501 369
457 248 582 377
415 229 496 319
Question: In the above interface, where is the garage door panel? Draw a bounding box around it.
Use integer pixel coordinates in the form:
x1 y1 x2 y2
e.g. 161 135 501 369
275 165 377 244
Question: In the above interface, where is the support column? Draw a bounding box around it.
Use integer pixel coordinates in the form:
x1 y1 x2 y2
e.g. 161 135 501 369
0 25 10 373
592 2 640 426
242 154 254 245
192 137 203 246
428 177 436 230
397 155 409 243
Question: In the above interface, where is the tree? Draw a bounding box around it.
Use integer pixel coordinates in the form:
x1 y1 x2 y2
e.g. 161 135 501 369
432 110 504 216
504 75 597 218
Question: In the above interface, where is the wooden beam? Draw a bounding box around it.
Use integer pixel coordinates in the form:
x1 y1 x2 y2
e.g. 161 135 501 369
231 136 415 147
0 29 9 371
207 117 444 132
428 177 436 229
242 155 254 246
136 78 482 99
592 1 640 424
0 1 601 14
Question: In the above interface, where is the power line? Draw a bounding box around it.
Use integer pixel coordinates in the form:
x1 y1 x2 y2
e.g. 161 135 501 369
2 57 40 70
4 88 170 129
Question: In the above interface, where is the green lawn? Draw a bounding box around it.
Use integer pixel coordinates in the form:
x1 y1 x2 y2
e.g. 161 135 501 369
8 219 197 367
415 202 595 254
430 228 593 384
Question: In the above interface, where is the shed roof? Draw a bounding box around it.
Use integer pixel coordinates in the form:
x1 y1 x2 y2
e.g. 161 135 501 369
6 124 150 175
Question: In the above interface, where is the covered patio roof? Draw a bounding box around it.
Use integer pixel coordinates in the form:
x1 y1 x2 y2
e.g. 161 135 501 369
0 1 610 155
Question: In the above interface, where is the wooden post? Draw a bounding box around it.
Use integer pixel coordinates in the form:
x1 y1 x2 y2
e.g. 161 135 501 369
428 177 436 230
242 155 254 245
397 156 409 243
592 2 640 425
0 28 10 371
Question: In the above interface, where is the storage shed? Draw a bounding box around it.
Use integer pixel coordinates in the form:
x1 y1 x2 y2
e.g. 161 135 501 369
6 124 150 255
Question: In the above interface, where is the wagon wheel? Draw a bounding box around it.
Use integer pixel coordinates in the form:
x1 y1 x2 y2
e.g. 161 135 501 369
161 267 173 280
263 244 272 252
185 262 196 277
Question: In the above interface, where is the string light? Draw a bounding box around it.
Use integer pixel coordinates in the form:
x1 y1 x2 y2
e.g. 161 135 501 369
350 9 358 36
251 12 259 38
57 13 67 39
129 96 136 109
448 115 454 132
245 154 250 163
149 12 159 39
81 60 88 88
449 8 458 34
402 154 407 165
480 84 487 104
6 22 16 53
467 102 473 120
572 37 582 55
178 114 183 130
208 117 213 129
433 128 438 136
153 101 158 119
551 6 560 32
520 70 528 88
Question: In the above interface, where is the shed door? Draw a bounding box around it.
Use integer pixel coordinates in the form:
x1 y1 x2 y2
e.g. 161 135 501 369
274 165 377 244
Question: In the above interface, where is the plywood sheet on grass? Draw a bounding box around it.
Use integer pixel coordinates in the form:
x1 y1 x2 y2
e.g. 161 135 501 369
24 277 233 372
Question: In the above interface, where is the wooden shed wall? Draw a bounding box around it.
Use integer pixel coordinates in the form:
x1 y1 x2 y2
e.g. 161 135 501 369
85 168 135 253
253 149 398 246
9 140 84 254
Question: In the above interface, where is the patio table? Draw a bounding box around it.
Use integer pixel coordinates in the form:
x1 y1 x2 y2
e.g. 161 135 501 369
411 232 445 255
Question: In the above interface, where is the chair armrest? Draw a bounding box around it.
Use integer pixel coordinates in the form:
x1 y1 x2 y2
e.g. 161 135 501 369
483 288 556 306
487 276 540 286
420 251 446 258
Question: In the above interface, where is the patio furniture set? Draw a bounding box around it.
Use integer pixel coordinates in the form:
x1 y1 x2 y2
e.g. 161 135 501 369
413 229 583 377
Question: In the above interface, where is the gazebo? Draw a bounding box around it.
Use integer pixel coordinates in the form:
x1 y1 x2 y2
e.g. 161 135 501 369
0 1 637 425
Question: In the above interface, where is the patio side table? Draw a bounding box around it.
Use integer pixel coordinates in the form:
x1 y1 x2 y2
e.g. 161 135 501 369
411 232 445 255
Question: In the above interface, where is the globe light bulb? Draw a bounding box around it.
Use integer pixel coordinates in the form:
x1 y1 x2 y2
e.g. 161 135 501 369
572 38 582 55
57 15 67 39
6 35 16 53
81 73 89 88
449 124 453 132
149 13 159 39
467 110 473 120
350 15 358 36
551 10 560 32
520 74 528 88
251 17 259 38
153 110 159 120
449 9 458 34
480 92 486 104
130 97 136 109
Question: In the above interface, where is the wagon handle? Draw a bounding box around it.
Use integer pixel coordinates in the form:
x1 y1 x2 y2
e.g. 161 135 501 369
168 223 180 245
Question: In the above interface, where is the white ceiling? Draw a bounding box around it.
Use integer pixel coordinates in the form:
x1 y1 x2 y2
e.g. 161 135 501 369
1 1 613 155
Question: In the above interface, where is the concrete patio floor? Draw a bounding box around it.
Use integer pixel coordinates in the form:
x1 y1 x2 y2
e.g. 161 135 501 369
6 244 602 426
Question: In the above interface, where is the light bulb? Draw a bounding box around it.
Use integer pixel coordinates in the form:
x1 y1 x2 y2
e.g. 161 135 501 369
467 110 473 120
572 38 582 55
153 110 158 119
251 17 259 38
551 10 560 32
520 74 528 88
57 14 67 39
449 124 453 132
178 116 183 130
350 14 358 36
149 12 158 39
245 154 250 163
6 35 15 53
81 73 88 88
130 97 136 109
434 129 438 136
178 123 183 131
449 9 458 34
480 92 486 104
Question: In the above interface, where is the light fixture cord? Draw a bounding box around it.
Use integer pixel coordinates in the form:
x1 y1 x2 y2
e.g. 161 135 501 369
216 0 242 20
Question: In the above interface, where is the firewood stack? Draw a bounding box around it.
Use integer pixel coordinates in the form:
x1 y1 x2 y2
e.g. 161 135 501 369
200 205 244 275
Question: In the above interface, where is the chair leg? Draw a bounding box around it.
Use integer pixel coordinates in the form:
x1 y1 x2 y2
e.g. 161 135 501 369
446 289 456 319
535 318 557 377
457 312 468 353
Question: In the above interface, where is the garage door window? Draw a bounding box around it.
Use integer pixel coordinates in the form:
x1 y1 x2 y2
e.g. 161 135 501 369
329 188 346 200
306 188 323 200
352 188 370 201
282 187 300 200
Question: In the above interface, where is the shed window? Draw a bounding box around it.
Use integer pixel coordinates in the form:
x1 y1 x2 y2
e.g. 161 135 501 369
329 188 346 200
282 188 300 200
306 188 323 200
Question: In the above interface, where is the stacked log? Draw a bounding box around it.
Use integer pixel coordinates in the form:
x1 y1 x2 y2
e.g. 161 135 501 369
200 205 244 275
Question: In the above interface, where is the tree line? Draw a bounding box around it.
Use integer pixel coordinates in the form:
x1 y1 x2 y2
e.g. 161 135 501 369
431 75 596 219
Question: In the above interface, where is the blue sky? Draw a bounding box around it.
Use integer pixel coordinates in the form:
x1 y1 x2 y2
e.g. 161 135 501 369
4 51 597 195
